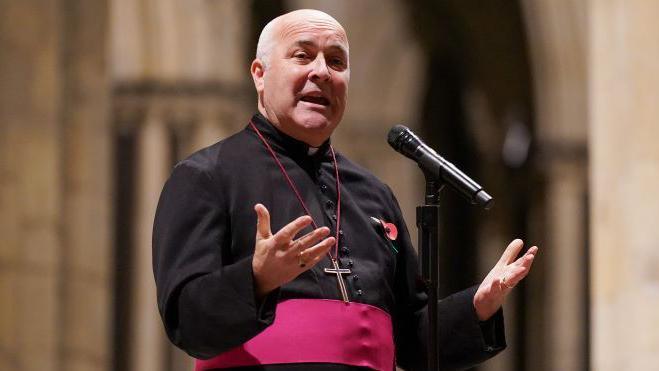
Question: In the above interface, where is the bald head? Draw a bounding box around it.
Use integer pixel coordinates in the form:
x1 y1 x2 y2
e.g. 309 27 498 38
250 9 350 146
256 9 348 69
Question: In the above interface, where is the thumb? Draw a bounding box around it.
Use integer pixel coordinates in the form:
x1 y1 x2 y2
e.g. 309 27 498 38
254 203 272 239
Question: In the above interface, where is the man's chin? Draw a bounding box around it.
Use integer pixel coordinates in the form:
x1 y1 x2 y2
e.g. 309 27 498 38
294 112 334 130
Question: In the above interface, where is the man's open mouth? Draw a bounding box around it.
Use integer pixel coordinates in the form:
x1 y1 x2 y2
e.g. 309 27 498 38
300 95 330 106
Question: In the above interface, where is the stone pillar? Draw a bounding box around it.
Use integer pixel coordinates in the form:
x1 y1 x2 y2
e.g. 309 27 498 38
60 2 112 370
0 2 63 370
522 1 589 370
590 1 659 369
128 112 171 371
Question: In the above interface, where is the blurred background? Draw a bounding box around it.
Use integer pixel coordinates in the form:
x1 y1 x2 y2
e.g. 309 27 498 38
1 0 658 370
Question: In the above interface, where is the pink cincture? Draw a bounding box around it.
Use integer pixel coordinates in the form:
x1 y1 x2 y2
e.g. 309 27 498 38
195 299 395 371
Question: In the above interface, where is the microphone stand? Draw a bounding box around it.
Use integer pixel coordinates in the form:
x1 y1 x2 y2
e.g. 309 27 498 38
417 173 443 371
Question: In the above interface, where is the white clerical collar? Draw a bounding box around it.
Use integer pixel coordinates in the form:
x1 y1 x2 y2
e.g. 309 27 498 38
307 146 320 155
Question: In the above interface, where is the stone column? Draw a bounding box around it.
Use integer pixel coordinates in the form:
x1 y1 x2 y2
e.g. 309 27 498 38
0 2 63 370
590 1 659 369
59 1 112 370
522 1 589 370
128 111 171 371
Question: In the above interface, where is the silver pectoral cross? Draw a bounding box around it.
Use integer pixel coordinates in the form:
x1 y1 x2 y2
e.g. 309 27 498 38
324 258 351 303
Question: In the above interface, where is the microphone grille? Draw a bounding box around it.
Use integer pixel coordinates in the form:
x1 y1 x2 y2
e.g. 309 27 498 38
387 124 409 149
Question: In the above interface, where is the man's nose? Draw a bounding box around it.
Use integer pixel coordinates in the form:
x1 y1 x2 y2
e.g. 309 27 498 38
309 55 331 82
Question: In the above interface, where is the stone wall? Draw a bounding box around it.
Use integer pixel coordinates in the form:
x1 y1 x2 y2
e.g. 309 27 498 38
0 1 111 370
590 1 659 369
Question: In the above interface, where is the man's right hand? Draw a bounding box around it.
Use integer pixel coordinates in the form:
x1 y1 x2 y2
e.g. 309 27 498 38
252 203 335 297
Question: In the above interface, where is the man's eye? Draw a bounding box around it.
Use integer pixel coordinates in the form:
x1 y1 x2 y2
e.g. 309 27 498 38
294 52 309 59
330 58 346 68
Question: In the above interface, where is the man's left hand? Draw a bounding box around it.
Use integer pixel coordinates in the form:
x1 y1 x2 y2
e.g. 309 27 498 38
473 239 539 321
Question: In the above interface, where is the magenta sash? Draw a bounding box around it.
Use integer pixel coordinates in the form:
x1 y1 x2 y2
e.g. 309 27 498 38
194 299 394 370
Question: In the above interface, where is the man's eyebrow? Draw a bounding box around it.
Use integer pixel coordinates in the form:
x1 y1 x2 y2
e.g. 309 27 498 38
292 40 348 55
326 44 348 56
293 39 317 48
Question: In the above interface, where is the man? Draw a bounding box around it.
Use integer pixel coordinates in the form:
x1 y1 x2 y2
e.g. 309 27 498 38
153 9 538 371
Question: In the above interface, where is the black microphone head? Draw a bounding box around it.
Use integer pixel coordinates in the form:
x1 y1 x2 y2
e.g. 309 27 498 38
387 124 411 150
474 190 494 210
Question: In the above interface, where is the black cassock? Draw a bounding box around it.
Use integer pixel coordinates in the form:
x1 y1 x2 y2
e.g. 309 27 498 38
153 113 506 370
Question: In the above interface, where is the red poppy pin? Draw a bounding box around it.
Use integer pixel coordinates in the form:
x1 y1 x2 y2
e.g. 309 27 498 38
370 217 398 241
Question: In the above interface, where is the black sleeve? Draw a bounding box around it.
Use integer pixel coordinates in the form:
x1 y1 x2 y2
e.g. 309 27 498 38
435 286 506 370
152 160 278 359
386 188 506 371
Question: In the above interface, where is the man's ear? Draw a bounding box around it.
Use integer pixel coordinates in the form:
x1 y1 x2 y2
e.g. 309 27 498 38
251 59 265 93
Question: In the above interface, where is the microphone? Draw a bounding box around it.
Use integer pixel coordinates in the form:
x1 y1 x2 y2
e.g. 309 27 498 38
387 125 493 209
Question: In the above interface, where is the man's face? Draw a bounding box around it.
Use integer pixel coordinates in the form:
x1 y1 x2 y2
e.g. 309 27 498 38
252 15 350 146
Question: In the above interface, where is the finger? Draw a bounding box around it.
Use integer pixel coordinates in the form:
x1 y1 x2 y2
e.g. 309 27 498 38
526 246 539 256
504 266 530 287
510 248 535 268
509 247 537 270
517 250 536 269
254 204 272 238
293 227 331 252
505 256 537 286
300 237 335 267
273 215 314 245
499 239 524 265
